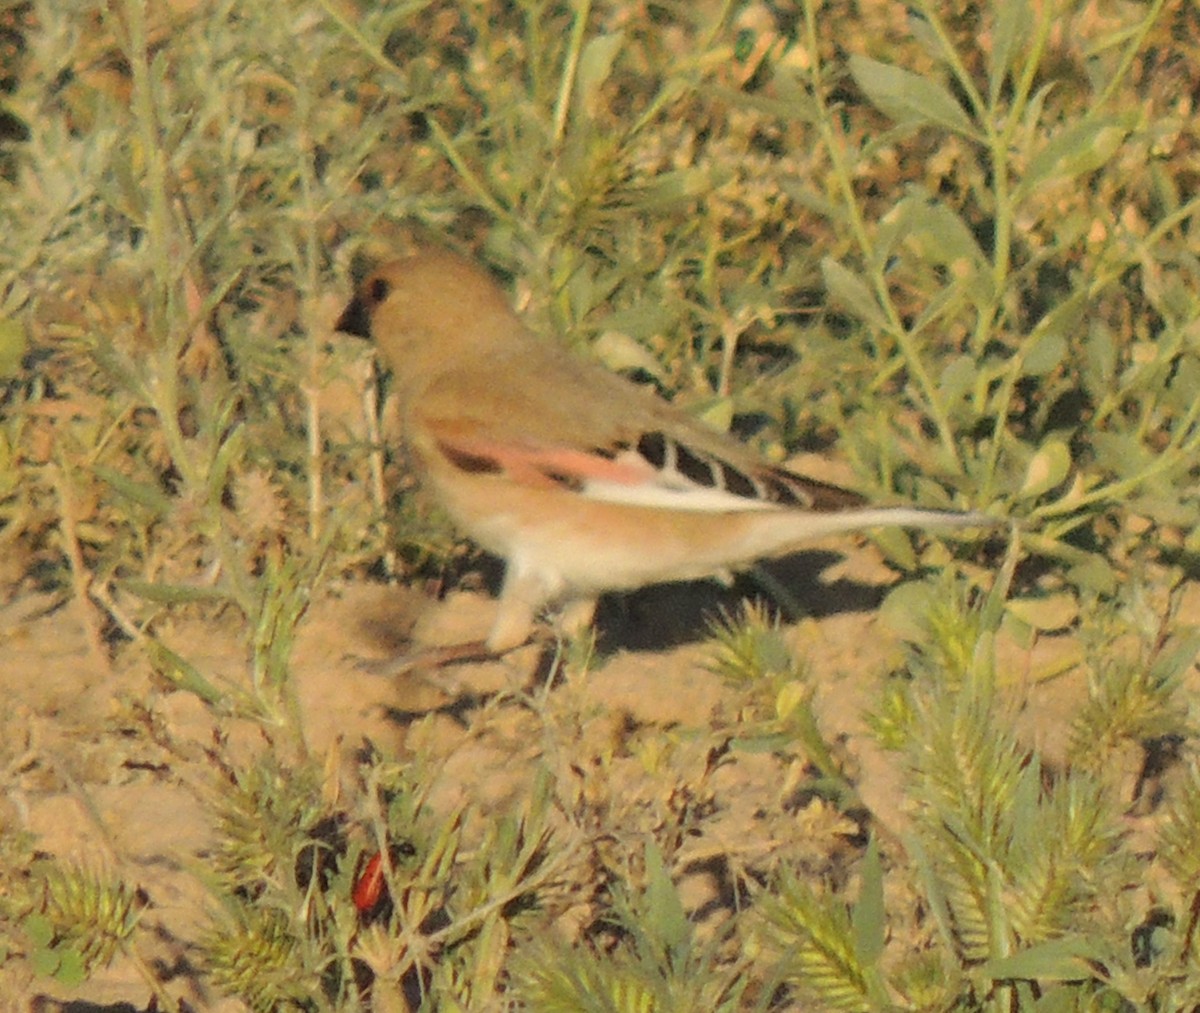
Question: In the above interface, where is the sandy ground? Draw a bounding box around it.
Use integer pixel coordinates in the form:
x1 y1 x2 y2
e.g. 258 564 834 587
0 533 1179 1012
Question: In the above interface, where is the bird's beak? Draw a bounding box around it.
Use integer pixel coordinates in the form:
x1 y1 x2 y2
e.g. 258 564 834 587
335 296 372 339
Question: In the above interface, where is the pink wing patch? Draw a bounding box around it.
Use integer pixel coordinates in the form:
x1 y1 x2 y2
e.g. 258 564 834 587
433 432 656 492
429 422 866 513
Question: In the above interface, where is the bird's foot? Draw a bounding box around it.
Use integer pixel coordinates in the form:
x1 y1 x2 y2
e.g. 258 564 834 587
352 639 508 676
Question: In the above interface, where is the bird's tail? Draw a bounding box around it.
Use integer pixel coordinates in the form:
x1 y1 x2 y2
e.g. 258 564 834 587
784 506 1001 541
724 505 1002 565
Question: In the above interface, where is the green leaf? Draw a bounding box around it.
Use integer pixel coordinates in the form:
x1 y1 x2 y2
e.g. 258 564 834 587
851 838 885 966
121 578 231 605
1019 116 1134 196
146 639 230 706
1020 81 1057 137
981 935 1106 981
692 394 733 433
208 418 247 503
979 531 1020 636
54 947 88 987
23 914 55 948
1023 331 1067 377
29 945 60 978
1006 594 1079 633
729 732 797 752
899 195 987 270
848 55 975 136
878 581 938 643
92 465 174 516
575 33 624 116
601 300 678 343
0 318 27 378
0 432 15 495
821 258 885 330
1065 554 1118 596
1148 629 1200 687
1092 432 1151 475
870 526 919 570
592 330 667 380
1081 322 1117 397
638 166 730 212
1163 355 1200 415
939 356 976 404
775 680 808 722
1018 440 1071 500
988 0 1031 103
643 841 689 960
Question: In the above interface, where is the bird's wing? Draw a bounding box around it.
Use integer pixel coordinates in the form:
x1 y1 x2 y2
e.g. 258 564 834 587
412 349 866 515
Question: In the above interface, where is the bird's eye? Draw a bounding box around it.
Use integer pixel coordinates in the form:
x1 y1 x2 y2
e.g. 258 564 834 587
367 277 391 304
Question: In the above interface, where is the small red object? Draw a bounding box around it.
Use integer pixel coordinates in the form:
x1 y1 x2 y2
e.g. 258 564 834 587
353 850 386 913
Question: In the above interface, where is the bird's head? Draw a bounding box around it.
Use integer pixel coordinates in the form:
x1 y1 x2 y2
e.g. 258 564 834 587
335 249 520 371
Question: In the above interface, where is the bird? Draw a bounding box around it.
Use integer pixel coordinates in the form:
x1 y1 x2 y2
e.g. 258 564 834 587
335 248 999 654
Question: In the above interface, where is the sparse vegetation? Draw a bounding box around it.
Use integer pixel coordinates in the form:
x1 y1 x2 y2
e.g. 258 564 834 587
2 0 1199 1009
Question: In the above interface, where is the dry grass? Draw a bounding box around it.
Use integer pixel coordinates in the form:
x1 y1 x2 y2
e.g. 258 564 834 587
2 0 1200 1009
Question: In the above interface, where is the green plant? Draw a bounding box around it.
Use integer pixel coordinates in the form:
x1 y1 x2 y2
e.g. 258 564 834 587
2 0 1200 1008
508 840 749 1013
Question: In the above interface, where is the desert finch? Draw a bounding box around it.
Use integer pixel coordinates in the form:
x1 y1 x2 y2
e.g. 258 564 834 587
337 249 997 652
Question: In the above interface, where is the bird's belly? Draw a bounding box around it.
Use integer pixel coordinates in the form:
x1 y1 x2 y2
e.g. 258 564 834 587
433 471 791 594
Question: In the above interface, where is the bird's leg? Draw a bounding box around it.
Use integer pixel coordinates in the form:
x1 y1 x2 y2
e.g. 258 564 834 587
557 596 599 641
354 638 502 676
357 585 542 676
357 566 563 675
487 564 556 653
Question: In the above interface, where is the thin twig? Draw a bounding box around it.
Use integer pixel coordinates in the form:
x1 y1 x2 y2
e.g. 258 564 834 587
52 459 113 677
